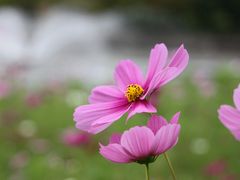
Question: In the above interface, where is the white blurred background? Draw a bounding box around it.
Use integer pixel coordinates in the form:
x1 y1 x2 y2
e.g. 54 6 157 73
0 3 239 87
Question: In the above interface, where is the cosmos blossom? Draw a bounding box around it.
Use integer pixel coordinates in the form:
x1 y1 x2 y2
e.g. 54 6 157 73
74 43 189 134
99 112 181 164
218 84 240 141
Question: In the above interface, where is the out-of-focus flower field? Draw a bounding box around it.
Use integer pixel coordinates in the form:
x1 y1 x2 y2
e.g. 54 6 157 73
1 67 240 180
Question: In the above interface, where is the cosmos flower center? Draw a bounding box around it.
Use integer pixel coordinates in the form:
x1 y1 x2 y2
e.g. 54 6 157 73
125 84 144 102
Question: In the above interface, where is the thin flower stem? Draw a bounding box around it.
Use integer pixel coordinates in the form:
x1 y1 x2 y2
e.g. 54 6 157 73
164 153 177 180
145 163 150 180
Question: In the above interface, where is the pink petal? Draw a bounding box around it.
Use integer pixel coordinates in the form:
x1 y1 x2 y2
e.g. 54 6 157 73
143 44 189 97
99 143 132 163
121 126 155 159
92 106 130 126
166 44 189 81
109 133 122 144
142 67 177 98
170 112 181 124
158 67 179 86
127 100 156 120
229 129 240 141
147 114 168 135
89 85 124 104
114 60 144 92
233 86 240 110
218 105 240 141
152 124 180 155
74 100 130 134
218 105 240 129
155 45 189 87
87 123 113 135
144 43 168 88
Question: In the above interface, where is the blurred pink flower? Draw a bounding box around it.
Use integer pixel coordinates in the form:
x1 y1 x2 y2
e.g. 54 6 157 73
25 93 43 108
99 112 180 164
29 138 50 154
44 80 65 94
0 80 10 99
192 70 216 97
5 63 28 78
9 152 28 169
1 109 20 125
218 84 240 141
204 160 227 176
221 174 238 180
62 129 91 147
74 43 189 134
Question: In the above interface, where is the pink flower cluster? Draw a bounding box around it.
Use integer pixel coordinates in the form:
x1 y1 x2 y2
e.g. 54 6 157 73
73 43 189 170
74 43 189 134
70 41 240 179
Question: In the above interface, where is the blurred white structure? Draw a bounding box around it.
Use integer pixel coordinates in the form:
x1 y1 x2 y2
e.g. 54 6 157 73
0 7 125 86
0 8 28 63
0 7 239 87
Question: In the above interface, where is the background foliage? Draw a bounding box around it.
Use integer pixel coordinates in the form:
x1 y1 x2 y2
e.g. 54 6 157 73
1 68 240 179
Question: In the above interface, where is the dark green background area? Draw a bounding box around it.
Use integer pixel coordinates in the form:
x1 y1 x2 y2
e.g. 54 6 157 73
0 0 239 33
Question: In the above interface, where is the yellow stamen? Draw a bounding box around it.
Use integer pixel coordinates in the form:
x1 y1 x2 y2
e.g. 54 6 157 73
125 84 144 102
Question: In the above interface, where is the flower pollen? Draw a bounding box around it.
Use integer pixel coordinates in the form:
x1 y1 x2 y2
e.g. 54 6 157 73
125 84 144 102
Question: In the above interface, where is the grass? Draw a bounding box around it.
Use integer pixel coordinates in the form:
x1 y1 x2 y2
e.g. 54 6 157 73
0 68 240 180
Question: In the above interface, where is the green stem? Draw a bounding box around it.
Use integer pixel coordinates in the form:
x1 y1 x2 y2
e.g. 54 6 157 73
145 163 150 180
164 153 177 180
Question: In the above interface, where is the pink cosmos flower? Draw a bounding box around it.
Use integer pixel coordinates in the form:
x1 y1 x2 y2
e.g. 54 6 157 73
218 84 240 141
99 112 180 164
74 43 189 134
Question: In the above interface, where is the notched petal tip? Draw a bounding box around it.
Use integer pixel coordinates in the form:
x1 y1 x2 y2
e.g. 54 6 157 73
152 124 180 155
169 44 189 68
99 143 104 148
170 111 181 124
179 43 184 48
145 43 168 89
153 43 167 50
147 114 168 134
